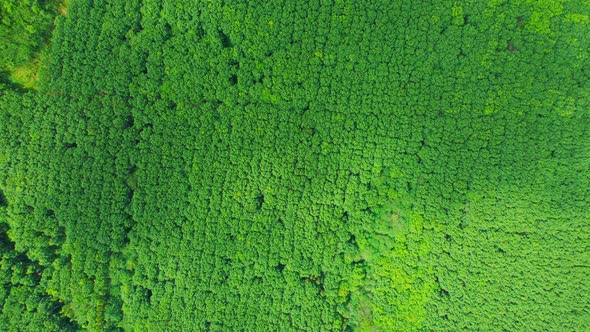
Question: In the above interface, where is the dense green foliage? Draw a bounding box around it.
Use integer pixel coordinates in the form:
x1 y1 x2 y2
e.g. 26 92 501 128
0 0 53 66
0 91 78 330
0 0 589 330
0 0 64 89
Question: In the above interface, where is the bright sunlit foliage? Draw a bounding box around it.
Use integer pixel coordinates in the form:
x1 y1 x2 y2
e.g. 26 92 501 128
0 0 588 331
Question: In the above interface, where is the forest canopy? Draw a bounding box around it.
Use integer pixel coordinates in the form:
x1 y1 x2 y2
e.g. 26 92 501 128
0 0 588 331
0 0 66 89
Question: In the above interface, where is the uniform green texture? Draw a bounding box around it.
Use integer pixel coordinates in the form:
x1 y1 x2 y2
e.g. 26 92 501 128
0 0 589 330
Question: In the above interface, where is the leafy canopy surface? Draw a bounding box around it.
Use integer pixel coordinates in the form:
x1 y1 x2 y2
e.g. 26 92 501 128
0 0 589 330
